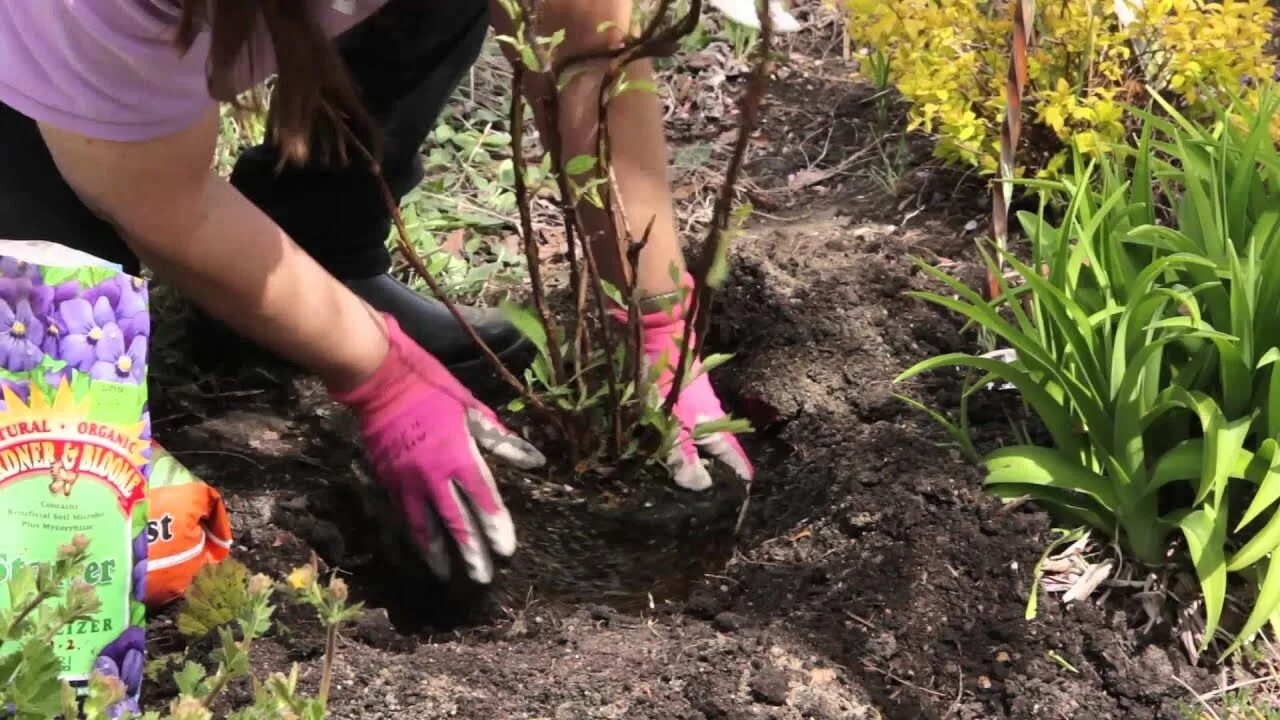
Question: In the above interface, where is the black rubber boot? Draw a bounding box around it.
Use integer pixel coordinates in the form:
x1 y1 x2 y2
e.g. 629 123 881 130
344 273 529 377
184 276 529 391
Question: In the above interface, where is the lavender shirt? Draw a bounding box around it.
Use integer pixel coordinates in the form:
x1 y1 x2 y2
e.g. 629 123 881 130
0 0 385 142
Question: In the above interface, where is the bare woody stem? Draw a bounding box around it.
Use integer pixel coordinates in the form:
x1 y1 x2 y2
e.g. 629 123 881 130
508 62 568 387
626 219 656 403
589 77 631 457
663 0 774 414
515 0 593 407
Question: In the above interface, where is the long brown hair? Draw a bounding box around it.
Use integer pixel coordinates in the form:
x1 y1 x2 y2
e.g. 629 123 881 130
175 0 377 166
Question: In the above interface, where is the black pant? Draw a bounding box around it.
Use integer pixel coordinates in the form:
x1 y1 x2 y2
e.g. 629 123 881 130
0 0 488 278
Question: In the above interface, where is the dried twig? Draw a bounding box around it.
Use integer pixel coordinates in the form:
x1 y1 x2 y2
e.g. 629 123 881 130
861 661 949 699
1172 673 1221 720
988 0 1035 300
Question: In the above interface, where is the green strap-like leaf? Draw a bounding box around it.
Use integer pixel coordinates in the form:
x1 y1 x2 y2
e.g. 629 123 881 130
1001 252 1108 400
984 445 1118 511
1237 439 1280 531
1177 504 1228 653
987 483 1114 534
1199 410 1254 507
1221 549 1280 659
1229 504 1280 573
897 354 1083 460
1161 387 1254 506
1148 438 1258 498
1267 364 1280 441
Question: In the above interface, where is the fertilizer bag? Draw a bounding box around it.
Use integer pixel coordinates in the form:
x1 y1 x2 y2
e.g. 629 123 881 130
0 241 150 705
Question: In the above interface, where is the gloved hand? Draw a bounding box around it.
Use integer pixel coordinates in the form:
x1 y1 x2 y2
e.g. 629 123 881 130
330 314 544 584
619 275 754 490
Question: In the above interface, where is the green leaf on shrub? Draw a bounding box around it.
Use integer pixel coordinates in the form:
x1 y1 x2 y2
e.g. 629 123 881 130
499 300 549 358
565 154 597 177
692 416 753 438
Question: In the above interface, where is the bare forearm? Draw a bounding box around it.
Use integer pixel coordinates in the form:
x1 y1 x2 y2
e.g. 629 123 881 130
128 177 386 389
37 113 386 390
493 0 686 297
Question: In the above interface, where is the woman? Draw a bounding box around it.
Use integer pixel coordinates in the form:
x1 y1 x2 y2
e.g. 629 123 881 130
0 0 752 585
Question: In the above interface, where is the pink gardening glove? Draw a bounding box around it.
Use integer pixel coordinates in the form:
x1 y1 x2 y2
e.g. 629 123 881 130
623 275 754 490
330 314 545 584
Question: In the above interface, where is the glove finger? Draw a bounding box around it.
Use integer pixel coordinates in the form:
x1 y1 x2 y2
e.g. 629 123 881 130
697 431 754 481
668 436 713 491
707 0 760 28
466 408 546 470
770 2 803 32
458 434 517 559
401 497 451 580
432 479 495 584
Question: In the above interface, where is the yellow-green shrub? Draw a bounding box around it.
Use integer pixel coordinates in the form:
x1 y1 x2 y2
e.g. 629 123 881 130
842 0 1276 175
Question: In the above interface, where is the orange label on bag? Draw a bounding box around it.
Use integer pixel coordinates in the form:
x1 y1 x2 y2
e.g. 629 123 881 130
144 448 232 608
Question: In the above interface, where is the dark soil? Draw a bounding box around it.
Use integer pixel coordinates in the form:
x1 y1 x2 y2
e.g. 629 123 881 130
140 5 1215 718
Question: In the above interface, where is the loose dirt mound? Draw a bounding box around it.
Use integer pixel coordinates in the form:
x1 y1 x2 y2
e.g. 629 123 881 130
144 206 1206 719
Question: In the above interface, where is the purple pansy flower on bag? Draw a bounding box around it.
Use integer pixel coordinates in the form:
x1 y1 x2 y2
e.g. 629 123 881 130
83 275 122 307
60 296 117 372
108 699 140 720
84 275 148 341
36 282 79 355
0 257 40 281
93 655 119 679
114 276 148 341
0 276 52 316
131 530 147 602
0 298 46 372
91 324 145 385
53 280 79 304
96 626 144 718
41 308 66 357
0 262 53 353
0 379 29 411
97 626 144 691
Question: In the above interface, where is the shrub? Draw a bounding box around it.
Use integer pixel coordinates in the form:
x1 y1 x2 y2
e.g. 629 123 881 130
393 0 764 473
899 87 1280 659
841 0 1276 175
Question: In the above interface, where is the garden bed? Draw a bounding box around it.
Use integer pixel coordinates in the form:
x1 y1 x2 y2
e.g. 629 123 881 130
139 8 1226 719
